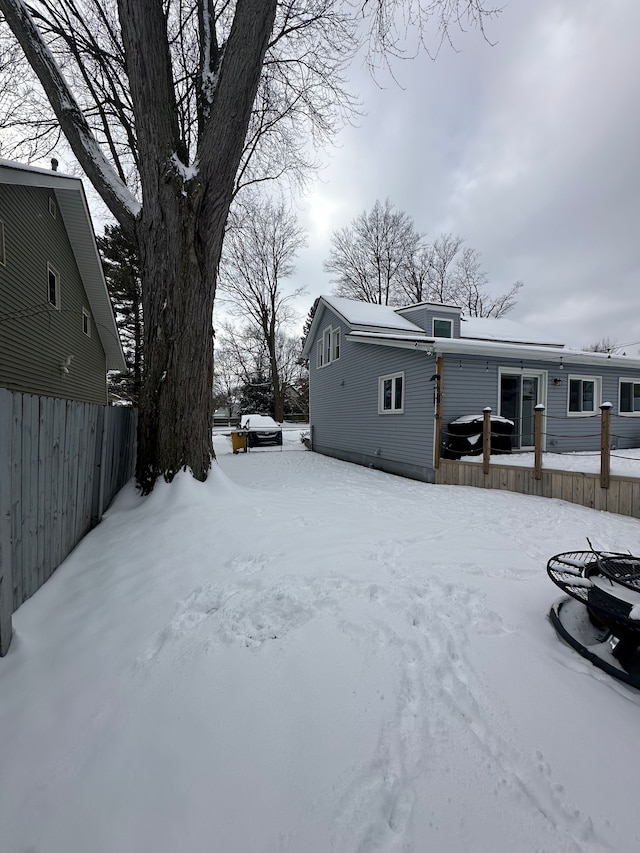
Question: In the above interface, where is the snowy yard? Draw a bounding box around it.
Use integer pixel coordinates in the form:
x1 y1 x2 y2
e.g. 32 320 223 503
2 430 640 852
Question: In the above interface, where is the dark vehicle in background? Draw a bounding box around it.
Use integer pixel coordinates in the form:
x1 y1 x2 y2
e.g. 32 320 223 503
240 414 283 448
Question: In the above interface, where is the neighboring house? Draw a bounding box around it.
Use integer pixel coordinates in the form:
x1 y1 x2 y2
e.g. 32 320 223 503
301 295 640 483
0 159 126 403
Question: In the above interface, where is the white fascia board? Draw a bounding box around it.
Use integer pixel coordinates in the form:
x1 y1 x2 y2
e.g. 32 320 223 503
347 330 640 369
396 302 461 314
430 337 640 368
54 187 127 372
346 331 435 352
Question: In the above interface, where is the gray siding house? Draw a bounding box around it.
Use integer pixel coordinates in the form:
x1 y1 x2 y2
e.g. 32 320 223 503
302 295 640 482
0 159 126 403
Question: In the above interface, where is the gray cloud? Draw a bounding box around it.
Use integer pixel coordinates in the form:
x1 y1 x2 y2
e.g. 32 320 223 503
293 0 640 352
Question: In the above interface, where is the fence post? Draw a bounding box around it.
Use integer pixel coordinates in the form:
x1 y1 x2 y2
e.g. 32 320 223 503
600 402 612 490
90 406 106 528
483 407 491 476
0 388 13 656
534 404 545 480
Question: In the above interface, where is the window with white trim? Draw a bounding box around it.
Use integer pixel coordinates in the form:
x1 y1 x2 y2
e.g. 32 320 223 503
47 262 60 309
619 379 640 415
323 327 331 365
331 327 340 361
433 317 453 338
318 326 340 367
379 371 404 413
0 220 5 267
82 307 91 336
568 375 599 415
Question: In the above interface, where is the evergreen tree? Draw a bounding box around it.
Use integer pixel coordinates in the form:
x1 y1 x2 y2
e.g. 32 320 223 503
97 224 143 405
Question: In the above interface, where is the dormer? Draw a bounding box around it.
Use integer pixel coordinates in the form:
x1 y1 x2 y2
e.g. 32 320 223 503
395 302 462 338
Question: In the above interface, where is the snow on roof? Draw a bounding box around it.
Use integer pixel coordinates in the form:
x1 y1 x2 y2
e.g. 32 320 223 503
321 295 422 333
0 157 79 179
304 296 640 368
461 315 564 347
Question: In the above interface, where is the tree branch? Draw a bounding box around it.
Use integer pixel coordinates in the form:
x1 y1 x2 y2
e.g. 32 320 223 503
0 0 139 229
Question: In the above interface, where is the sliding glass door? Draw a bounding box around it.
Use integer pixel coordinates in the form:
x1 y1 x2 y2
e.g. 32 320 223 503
499 370 546 450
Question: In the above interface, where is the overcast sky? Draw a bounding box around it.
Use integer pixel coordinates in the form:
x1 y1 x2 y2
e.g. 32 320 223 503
290 0 640 352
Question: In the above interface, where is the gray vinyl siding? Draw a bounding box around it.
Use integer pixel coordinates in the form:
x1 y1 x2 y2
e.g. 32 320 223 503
309 304 437 481
439 354 640 453
398 305 461 338
0 184 107 403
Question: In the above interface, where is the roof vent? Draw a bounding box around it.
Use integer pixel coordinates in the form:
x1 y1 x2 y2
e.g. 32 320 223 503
51 158 58 172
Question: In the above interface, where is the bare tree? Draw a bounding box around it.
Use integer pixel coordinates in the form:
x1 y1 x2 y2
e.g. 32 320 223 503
215 321 305 418
274 331 307 417
0 0 499 491
218 198 306 421
325 198 421 305
451 246 522 318
398 244 433 303
424 233 464 303
401 232 522 317
585 337 624 355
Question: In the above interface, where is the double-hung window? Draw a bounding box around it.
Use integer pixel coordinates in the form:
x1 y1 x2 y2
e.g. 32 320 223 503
47 262 60 309
323 327 332 365
318 326 340 368
379 372 404 414
568 376 599 415
331 328 340 361
619 379 640 415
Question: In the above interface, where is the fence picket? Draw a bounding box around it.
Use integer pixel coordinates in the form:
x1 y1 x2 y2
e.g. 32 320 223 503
0 392 136 655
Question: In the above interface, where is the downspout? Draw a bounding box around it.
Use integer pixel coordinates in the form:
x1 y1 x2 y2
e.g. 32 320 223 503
433 354 444 470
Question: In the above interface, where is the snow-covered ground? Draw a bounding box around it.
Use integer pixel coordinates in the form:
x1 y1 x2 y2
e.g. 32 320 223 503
2 429 640 853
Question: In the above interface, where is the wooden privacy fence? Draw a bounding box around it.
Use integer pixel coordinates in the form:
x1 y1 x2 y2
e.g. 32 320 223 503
435 404 640 519
0 389 137 656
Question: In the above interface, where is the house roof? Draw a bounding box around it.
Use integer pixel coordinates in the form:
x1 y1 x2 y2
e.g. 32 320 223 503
319 295 421 333
461 315 564 348
0 159 127 372
304 295 640 369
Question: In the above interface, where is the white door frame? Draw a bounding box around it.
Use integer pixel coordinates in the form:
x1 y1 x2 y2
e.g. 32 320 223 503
498 367 547 451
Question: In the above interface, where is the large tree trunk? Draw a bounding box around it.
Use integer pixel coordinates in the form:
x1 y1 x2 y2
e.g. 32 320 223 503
135 192 215 492
119 0 278 491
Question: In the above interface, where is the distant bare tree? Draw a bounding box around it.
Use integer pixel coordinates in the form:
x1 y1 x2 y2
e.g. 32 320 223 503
451 246 522 318
585 337 624 355
219 198 306 421
424 233 464 303
401 232 522 317
327 210 524 316
398 245 433 304
215 322 305 418
325 198 421 305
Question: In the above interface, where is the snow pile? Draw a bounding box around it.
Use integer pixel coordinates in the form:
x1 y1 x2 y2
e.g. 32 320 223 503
1 431 640 852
